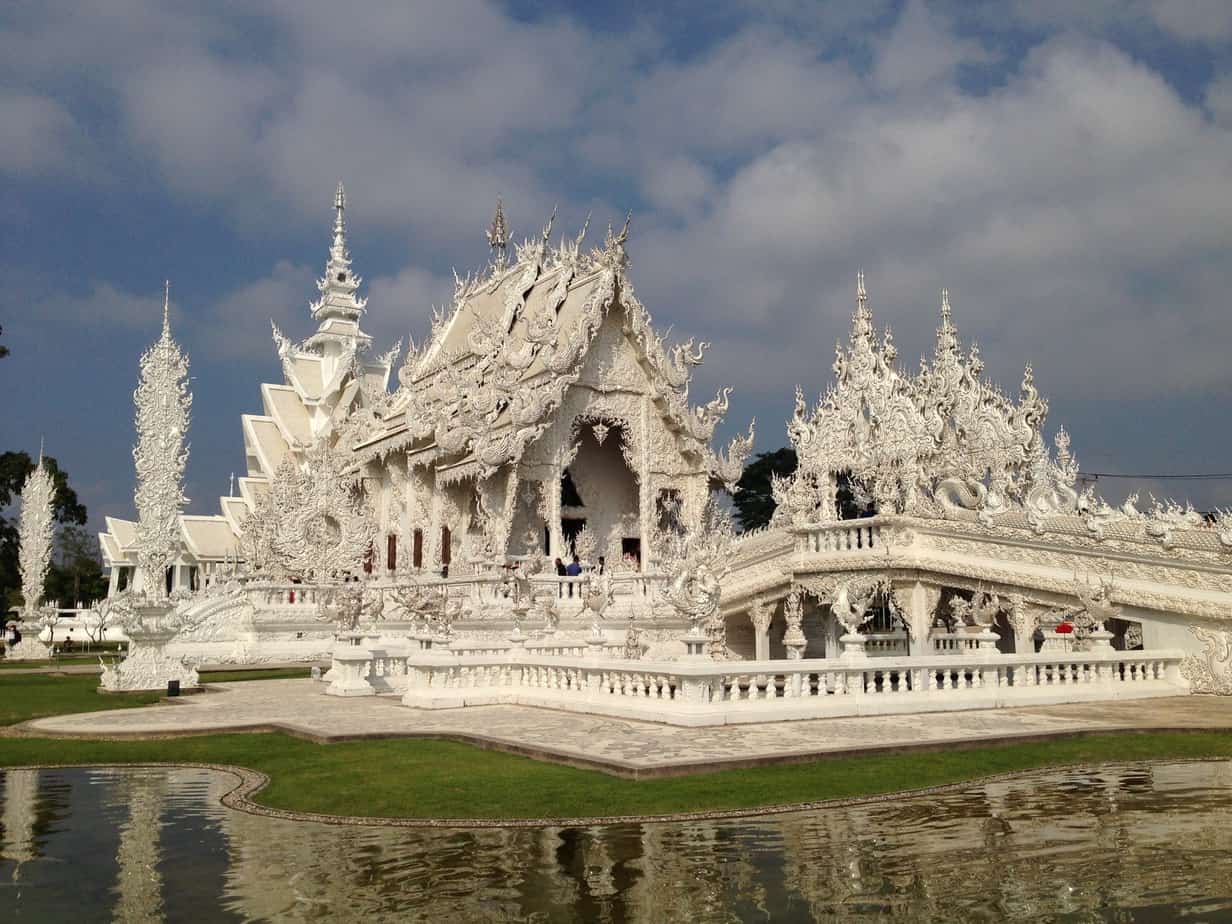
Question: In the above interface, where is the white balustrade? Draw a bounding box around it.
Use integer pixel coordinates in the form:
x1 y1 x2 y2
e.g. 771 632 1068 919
932 633 983 654
376 646 1188 725
797 521 882 556
864 632 909 657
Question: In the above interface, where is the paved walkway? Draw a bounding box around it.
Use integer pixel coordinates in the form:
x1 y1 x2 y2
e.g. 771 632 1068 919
0 660 322 676
13 680 1232 776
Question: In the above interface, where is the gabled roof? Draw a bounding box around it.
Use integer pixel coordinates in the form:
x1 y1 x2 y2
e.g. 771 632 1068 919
346 214 753 485
180 515 239 560
261 383 313 447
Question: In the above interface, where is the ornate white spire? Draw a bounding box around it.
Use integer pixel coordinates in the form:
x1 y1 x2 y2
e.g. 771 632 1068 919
132 287 191 599
935 287 960 362
851 270 874 344
162 279 170 334
311 182 367 322
486 195 510 273
17 450 55 618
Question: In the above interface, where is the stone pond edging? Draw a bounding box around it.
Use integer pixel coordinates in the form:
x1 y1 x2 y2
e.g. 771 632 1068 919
2 757 1228 830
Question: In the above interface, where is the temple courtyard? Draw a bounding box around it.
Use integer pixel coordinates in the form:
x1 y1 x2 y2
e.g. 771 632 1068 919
14 677 1232 778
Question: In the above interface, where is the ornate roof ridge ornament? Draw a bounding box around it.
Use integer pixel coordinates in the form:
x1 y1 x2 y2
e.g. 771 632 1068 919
778 272 1058 524
486 195 511 274
601 211 632 269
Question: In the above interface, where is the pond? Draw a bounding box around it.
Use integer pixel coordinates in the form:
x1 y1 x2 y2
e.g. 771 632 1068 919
2 760 1231 921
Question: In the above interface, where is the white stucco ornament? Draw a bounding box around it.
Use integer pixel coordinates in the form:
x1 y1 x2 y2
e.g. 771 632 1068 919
1181 626 1232 695
132 284 191 600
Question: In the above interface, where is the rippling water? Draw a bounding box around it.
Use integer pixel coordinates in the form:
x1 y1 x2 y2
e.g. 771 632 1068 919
2 761 1231 921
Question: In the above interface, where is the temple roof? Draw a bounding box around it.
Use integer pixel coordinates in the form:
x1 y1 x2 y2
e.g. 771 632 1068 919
346 209 753 486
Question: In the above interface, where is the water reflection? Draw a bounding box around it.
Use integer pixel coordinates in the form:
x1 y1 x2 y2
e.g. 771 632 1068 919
1 761 1231 921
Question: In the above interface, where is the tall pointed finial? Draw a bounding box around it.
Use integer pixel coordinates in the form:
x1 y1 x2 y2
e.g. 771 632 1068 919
617 210 632 245
311 180 367 322
934 287 960 361
162 279 171 334
541 204 558 243
37 436 44 466
229 472 235 497
486 195 510 272
603 211 632 263
851 270 873 344
332 182 347 249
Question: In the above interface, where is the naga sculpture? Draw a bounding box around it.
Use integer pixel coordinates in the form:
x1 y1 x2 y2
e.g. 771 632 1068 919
660 499 736 658
1181 626 1232 695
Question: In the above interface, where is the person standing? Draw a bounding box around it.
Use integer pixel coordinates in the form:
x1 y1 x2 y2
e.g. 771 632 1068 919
565 554 581 596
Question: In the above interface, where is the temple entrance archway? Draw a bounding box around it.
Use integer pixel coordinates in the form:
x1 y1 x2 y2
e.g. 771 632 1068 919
561 420 639 567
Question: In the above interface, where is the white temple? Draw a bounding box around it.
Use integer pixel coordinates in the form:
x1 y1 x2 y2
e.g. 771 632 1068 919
89 184 1232 710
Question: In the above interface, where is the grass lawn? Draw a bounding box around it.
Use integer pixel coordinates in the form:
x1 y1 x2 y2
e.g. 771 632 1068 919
198 667 312 683
0 674 162 726
0 673 1229 820
0 730 1228 820
0 669 309 727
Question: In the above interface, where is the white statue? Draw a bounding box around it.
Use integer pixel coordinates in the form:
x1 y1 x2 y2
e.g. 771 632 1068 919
101 287 200 692
9 452 56 660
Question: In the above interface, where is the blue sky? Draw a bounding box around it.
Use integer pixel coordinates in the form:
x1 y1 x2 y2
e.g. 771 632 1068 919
2 0 1231 528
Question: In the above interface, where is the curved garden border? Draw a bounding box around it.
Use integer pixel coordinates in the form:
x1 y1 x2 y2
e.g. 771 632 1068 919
3 756 1228 830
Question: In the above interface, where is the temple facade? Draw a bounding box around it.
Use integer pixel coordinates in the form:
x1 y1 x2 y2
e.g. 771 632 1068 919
92 185 1232 705
99 187 753 661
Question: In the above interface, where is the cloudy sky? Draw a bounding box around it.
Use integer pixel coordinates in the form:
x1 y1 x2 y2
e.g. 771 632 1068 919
2 0 1231 528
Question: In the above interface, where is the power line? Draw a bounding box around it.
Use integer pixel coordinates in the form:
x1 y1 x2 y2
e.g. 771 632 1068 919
1078 471 1232 481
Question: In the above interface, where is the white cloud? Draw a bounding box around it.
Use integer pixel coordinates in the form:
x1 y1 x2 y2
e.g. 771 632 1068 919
3 0 1232 507
0 90 81 175
195 261 317 360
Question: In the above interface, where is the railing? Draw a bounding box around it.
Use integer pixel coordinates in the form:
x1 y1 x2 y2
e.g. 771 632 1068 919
796 521 882 555
932 633 984 654
334 645 1189 723
864 632 909 656
244 572 669 616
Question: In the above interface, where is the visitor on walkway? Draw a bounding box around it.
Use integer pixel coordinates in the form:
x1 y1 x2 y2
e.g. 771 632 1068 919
554 557 566 576
597 556 606 575
566 554 581 596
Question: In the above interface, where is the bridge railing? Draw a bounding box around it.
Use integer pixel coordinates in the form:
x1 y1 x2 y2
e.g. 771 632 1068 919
326 642 1188 723
795 521 883 555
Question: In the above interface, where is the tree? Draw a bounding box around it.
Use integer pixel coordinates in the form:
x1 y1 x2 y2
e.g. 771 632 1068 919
45 525 108 608
732 448 797 531
0 323 8 359
0 451 90 613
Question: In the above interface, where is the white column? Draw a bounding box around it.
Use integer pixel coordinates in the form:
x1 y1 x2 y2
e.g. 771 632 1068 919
547 463 564 561
898 580 941 657
749 599 772 661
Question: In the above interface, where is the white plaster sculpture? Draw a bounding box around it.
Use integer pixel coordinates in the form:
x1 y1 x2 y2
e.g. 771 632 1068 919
1072 576 1119 650
780 279 1048 524
100 287 200 692
948 588 1004 653
9 452 56 660
132 284 191 600
661 499 734 658
582 571 614 640
1181 626 1232 694
99 591 202 692
782 590 806 660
